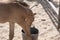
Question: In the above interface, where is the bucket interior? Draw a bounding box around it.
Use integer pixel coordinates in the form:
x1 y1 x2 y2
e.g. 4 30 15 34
22 27 39 34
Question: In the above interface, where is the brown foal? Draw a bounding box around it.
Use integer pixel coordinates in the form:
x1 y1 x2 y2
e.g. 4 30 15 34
0 2 34 40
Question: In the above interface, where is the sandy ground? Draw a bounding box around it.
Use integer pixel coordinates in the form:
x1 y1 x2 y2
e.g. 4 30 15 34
0 0 60 40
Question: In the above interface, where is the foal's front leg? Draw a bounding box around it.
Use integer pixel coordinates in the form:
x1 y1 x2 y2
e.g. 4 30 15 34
9 22 15 40
23 26 32 40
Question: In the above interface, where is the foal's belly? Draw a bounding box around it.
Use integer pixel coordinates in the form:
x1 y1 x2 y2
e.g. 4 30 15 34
0 9 11 23
0 12 10 23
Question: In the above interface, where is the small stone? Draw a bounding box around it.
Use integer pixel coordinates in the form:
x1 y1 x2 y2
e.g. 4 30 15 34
41 19 46 21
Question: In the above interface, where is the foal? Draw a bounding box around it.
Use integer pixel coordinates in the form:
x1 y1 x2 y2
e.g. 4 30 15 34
0 2 34 40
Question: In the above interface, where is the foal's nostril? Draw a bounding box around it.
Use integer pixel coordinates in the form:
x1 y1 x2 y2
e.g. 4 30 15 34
22 29 25 33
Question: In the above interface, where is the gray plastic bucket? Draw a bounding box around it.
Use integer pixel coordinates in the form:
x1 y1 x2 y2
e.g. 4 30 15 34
21 27 39 40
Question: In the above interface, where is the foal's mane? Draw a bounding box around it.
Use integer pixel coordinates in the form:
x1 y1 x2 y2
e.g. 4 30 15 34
17 1 29 7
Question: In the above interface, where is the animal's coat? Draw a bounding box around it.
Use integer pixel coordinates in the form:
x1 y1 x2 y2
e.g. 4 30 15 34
0 3 34 40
